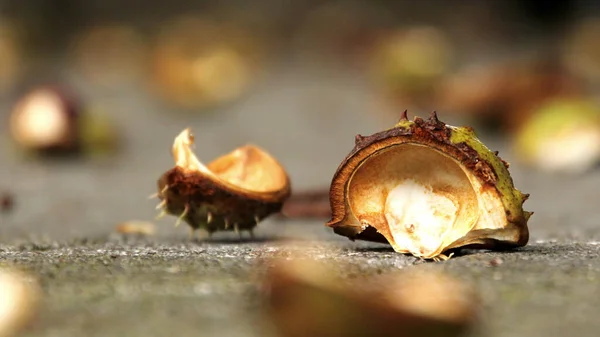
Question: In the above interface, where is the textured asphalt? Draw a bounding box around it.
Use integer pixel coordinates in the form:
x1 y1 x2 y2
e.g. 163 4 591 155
1 61 600 337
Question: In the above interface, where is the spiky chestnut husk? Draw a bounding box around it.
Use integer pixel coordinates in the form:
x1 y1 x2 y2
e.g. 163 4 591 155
155 128 291 239
263 258 479 337
326 111 532 260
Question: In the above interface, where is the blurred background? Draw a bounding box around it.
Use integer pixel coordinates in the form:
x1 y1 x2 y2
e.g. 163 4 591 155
2 0 600 240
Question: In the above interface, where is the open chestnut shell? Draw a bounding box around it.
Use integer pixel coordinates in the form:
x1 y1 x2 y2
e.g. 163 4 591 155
326 111 532 260
155 128 291 238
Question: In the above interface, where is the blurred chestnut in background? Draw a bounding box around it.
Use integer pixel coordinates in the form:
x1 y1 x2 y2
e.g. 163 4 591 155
263 259 480 337
438 56 584 133
0 268 41 337
149 16 264 110
562 17 600 85
8 85 121 159
0 22 23 95
9 86 81 155
291 0 391 66
513 97 600 174
68 23 149 89
368 26 455 112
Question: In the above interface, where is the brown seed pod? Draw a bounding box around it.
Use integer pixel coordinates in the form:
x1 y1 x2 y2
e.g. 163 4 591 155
154 128 291 239
326 111 532 260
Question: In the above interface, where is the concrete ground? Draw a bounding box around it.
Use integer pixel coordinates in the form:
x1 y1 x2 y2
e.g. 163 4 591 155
1 61 600 337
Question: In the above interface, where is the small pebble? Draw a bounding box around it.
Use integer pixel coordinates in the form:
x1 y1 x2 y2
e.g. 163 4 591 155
489 257 504 267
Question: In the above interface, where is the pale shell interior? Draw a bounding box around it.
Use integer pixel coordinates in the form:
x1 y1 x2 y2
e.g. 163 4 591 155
207 145 288 193
347 143 481 258
172 128 288 193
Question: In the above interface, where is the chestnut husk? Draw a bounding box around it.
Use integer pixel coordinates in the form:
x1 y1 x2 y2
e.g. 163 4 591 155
155 128 291 238
326 111 531 260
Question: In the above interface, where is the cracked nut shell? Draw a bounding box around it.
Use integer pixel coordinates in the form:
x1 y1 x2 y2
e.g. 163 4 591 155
326 111 532 259
155 128 291 237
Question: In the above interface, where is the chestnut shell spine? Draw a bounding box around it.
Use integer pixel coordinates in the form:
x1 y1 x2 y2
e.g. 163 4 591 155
155 168 288 238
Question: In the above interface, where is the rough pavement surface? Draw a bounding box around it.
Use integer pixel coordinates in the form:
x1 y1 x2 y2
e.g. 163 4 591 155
1 62 600 337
